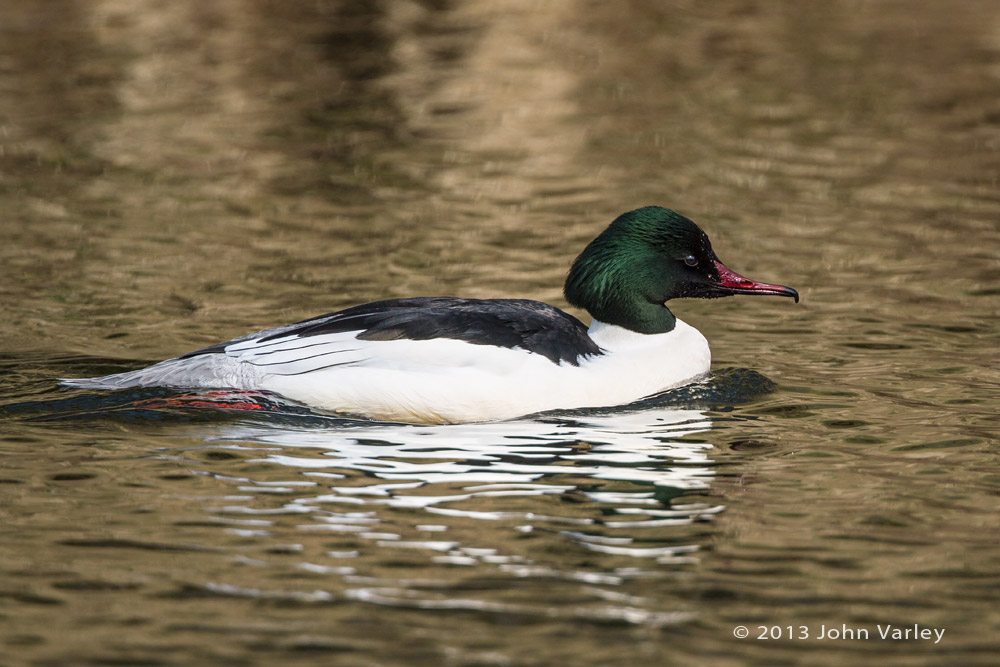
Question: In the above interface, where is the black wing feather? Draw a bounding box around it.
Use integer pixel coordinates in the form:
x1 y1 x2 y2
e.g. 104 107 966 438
208 297 603 366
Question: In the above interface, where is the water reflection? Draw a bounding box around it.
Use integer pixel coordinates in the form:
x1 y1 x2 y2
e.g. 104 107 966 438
185 407 718 623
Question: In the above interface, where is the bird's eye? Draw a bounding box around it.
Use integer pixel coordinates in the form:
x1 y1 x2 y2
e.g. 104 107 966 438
683 255 698 267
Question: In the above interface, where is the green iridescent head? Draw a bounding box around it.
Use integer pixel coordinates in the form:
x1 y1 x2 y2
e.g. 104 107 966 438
564 206 798 334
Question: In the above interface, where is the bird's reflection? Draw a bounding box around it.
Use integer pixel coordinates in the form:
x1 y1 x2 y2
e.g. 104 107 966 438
207 406 721 544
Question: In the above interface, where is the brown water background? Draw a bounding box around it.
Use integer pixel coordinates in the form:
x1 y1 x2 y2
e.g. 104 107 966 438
1 1 998 665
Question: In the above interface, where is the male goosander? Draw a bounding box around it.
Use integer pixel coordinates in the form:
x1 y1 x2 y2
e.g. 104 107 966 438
65 207 798 424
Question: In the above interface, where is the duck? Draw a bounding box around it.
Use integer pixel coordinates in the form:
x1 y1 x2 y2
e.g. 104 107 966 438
63 207 798 424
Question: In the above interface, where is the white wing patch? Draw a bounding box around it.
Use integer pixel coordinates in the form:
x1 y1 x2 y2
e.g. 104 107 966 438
224 330 372 376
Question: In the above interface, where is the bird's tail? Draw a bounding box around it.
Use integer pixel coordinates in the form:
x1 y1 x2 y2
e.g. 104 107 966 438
60 354 231 390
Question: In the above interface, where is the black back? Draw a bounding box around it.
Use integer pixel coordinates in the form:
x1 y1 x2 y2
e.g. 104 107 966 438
185 297 603 366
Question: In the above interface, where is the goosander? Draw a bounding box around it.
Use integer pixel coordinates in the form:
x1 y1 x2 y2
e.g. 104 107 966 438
64 207 798 424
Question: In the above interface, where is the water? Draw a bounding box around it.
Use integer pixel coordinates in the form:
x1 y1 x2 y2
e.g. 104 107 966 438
2 1 999 665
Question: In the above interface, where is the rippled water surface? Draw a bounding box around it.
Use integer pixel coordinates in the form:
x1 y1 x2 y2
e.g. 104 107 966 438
2 1 999 665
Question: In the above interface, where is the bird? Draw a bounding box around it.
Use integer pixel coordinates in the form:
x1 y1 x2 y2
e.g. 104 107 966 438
64 207 799 424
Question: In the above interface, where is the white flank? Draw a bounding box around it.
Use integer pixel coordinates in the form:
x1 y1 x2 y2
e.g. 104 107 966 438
63 318 710 424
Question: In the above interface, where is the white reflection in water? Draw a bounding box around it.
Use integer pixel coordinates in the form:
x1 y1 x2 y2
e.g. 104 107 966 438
211 407 719 531
201 407 719 623
227 408 713 481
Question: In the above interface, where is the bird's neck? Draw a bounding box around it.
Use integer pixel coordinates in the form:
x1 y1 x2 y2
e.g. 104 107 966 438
595 298 677 335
